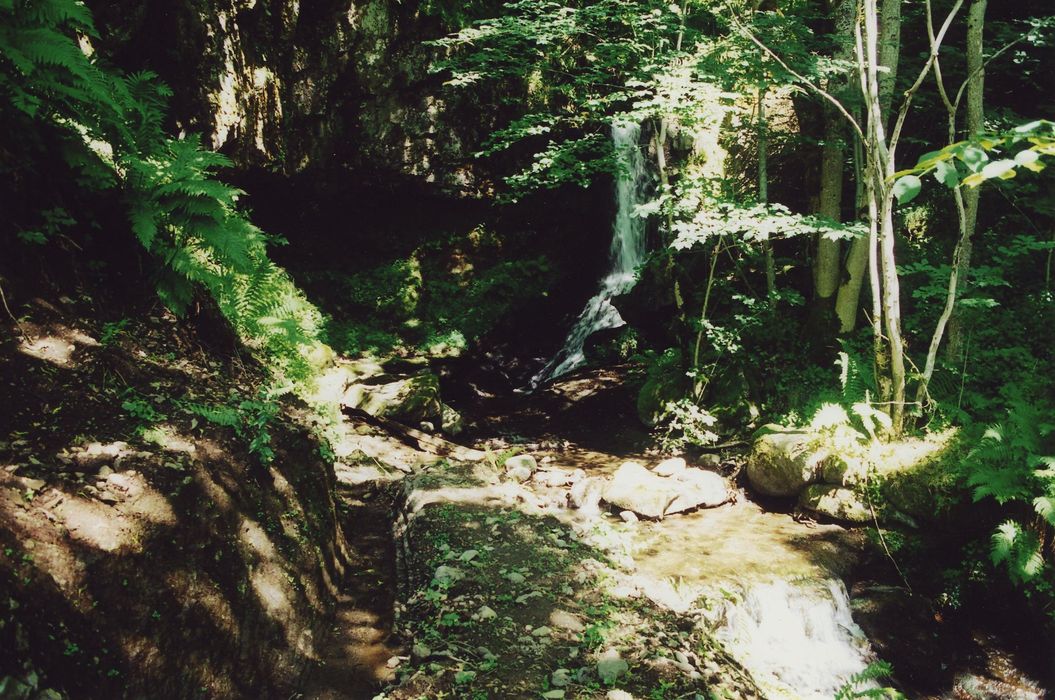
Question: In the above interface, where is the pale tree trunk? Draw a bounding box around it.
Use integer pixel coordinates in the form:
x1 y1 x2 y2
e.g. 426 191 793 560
859 0 908 432
814 0 855 317
916 0 986 407
835 0 902 333
759 86 776 297
945 0 986 360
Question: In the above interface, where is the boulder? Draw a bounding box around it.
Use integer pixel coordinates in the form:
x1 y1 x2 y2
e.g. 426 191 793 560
504 455 538 474
602 462 730 519
798 485 871 523
746 426 828 497
342 370 442 426
652 457 686 477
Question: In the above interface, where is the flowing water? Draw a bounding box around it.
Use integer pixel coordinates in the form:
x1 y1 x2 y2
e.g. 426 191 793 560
528 122 649 389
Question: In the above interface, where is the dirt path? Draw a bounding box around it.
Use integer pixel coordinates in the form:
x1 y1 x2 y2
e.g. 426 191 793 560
298 486 403 699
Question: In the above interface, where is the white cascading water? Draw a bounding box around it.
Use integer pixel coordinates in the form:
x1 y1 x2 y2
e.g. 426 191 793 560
527 122 649 389
716 578 876 698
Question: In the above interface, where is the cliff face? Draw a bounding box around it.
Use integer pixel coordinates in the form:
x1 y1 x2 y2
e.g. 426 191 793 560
88 0 503 195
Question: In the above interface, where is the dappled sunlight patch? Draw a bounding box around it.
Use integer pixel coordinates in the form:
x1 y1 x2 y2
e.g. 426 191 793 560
54 493 146 553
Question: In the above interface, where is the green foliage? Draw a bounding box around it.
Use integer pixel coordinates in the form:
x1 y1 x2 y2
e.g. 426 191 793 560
960 393 1055 610
894 120 1055 204
182 390 280 464
654 397 719 452
322 232 554 358
834 661 905 700
1 0 329 397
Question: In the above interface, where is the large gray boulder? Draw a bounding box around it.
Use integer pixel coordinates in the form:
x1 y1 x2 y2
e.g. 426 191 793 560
746 426 828 498
798 484 871 524
602 462 730 519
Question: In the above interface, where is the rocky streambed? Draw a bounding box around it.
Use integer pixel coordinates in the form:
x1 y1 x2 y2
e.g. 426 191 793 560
310 369 1050 700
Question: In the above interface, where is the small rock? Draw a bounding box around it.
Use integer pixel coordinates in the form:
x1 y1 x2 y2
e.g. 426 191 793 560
652 457 686 477
411 642 431 660
18 477 46 492
506 571 526 584
532 626 552 637
596 649 629 684
697 453 722 469
477 605 497 621
459 549 479 562
619 510 638 523
433 565 465 586
607 689 635 700
506 465 533 483
97 465 113 477
504 454 538 474
419 421 435 433
386 655 403 668
551 668 572 687
674 650 690 666
98 491 119 505
541 691 565 699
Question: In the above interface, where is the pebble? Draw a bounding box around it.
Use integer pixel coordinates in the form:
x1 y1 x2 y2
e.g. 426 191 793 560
619 510 638 523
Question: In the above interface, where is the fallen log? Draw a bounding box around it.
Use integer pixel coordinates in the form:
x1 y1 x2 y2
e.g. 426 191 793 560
342 407 486 462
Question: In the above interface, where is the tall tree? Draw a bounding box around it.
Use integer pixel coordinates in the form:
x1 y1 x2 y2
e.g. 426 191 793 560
834 0 902 333
813 0 855 324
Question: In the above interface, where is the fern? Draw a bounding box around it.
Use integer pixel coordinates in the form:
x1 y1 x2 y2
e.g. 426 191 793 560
2 0 332 398
961 392 1055 606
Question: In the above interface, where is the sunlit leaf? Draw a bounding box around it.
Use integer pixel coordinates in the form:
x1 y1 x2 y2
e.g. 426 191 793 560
892 175 921 204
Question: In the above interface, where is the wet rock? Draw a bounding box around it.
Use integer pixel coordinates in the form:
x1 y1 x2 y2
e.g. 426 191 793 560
570 476 606 514
653 457 686 477
603 462 730 518
671 469 730 511
799 484 871 523
533 468 577 487
746 426 828 497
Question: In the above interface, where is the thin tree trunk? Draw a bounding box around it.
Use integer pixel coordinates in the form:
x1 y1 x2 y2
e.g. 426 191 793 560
814 0 855 316
835 0 902 333
916 0 986 408
759 86 776 297
946 0 986 360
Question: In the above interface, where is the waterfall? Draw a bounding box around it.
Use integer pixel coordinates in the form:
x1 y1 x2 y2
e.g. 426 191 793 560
716 578 876 698
528 122 649 389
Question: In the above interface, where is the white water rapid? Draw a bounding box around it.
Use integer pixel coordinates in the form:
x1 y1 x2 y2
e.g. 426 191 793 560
716 578 876 698
528 122 649 389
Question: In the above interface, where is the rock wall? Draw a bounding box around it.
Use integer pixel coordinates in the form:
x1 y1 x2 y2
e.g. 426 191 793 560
88 0 505 195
